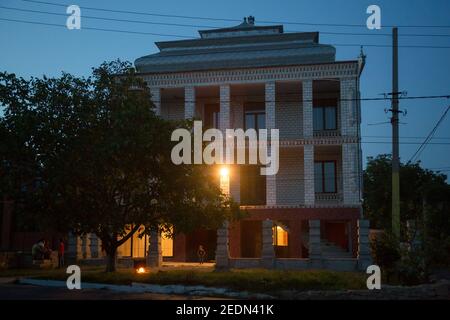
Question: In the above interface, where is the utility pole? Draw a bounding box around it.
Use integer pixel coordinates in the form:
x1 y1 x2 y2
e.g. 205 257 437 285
391 27 401 238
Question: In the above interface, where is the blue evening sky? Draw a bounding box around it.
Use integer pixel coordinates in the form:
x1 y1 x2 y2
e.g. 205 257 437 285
1 0 450 172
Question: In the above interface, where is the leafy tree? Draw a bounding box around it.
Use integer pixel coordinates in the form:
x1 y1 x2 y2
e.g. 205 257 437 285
363 154 450 268
0 60 241 271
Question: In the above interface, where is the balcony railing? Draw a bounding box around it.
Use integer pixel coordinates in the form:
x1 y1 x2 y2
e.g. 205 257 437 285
315 192 343 202
313 130 340 137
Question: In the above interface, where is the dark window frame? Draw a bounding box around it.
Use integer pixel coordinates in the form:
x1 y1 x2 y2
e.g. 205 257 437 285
240 165 266 205
314 160 337 194
244 110 265 131
313 106 338 131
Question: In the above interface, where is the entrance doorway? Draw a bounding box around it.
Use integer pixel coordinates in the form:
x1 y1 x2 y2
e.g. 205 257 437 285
240 220 262 258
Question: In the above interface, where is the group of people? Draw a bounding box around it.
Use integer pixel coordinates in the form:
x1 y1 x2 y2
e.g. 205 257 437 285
32 238 207 267
31 238 65 268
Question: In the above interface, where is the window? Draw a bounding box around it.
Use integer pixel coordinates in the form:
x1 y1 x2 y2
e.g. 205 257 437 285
244 111 265 130
161 231 173 257
273 225 289 246
314 161 337 193
240 165 266 205
131 227 147 258
313 106 337 131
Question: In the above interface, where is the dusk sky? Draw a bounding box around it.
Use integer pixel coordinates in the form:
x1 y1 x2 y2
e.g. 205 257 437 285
1 0 450 172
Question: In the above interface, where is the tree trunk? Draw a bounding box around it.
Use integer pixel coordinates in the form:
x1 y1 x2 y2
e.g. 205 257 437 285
105 247 117 272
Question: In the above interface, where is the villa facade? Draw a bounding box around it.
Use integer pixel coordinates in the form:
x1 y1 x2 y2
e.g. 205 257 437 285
123 17 371 270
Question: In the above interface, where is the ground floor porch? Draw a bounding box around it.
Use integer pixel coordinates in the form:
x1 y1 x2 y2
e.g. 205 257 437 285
69 206 371 272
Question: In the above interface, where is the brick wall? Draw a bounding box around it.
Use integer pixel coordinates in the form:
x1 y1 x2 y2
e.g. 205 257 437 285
184 86 195 119
339 77 358 137
302 80 313 137
265 82 277 205
342 143 360 205
303 145 315 205
276 148 304 205
276 101 302 139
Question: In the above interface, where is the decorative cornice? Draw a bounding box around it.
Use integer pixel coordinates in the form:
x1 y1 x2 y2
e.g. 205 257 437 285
280 136 360 147
240 204 361 209
141 62 358 88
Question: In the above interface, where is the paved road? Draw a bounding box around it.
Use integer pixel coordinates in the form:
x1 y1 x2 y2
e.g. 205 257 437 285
0 283 222 300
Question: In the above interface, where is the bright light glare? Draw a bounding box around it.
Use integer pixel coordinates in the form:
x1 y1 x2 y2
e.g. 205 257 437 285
219 167 229 177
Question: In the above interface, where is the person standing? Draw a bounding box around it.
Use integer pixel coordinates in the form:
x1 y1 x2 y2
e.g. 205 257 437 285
197 245 206 265
58 238 65 268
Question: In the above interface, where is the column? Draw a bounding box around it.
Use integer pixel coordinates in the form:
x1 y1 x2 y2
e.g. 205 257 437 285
89 233 99 259
215 221 230 269
219 84 231 167
304 144 315 205
150 87 161 116
184 86 195 119
67 232 82 262
302 79 313 137
309 220 322 268
357 219 372 270
219 85 231 131
261 219 275 269
147 230 162 267
229 171 240 203
265 82 277 205
98 238 104 258
81 234 90 259
342 143 360 205
340 78 357 136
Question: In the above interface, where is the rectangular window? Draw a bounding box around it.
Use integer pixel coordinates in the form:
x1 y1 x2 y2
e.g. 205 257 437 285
244 111 265 130
161 231 173 257
314 162 323 193
240 165 266 205
313 106 337 131
314 161 337 193
313 107 323 131
273 225 289 246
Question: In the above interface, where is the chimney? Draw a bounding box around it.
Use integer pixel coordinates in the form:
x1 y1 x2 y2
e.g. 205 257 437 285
247 16 255 25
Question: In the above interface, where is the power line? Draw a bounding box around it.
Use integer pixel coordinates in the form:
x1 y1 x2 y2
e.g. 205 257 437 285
0 17 193 38
3 16 450 49
362 135 450 140
362 141 450 145
408 105 450 163
4 6 450 39
19 0 450 29
0 5 218 30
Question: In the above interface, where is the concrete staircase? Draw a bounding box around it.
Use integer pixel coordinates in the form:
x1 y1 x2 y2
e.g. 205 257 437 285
320 240 352 258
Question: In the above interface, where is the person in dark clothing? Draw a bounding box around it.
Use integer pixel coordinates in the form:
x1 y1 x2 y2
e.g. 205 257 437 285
197 245 206 264
58 238 65 268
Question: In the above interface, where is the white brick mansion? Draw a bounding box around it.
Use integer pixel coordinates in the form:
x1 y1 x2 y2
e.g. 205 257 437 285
70 16 371 271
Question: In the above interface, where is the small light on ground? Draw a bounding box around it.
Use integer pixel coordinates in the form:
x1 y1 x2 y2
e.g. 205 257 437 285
136 267 146 274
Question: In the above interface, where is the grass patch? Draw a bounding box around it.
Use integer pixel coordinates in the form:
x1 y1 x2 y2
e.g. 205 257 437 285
21 268 366 293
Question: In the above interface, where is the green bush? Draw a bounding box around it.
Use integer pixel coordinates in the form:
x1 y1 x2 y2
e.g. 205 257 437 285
371 232 401 279
371 231 428 285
